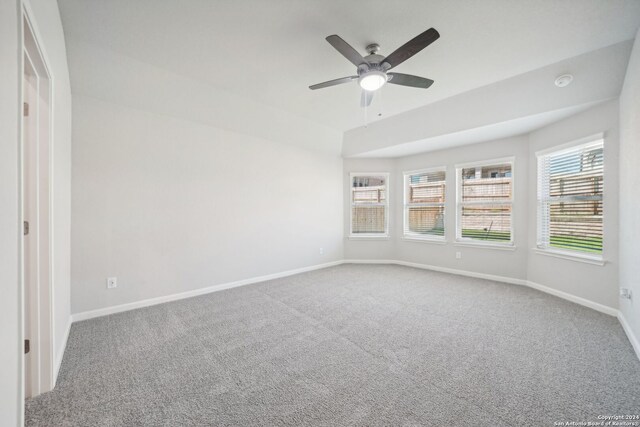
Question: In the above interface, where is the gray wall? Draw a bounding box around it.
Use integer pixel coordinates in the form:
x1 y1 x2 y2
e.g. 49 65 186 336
619 29 640 346
0 2 22 424
527 100 619 308
343 158 397 260
71 95 344 314
395 136 529 280
344 136 529 280
345 101 620 310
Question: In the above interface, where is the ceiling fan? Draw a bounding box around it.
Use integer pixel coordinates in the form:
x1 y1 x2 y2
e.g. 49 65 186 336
309 28 440 107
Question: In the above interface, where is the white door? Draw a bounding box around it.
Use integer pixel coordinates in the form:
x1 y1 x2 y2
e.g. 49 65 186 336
22 12 54 398
23 52 39 399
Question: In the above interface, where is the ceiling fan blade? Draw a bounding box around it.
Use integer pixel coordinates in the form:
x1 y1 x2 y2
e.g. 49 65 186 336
387 73 434 89
326 35 369 67
383 28 440 70
361 90 374 107
309 76 357 90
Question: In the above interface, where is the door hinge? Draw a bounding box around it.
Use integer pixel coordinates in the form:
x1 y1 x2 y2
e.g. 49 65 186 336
23 220 29 236
24 339 30 354
23 102 29 117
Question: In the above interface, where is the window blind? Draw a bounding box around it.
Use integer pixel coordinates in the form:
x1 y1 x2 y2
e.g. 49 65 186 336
537 140 603 254
351 175 388 235
404 169 446 239
457 162 513 243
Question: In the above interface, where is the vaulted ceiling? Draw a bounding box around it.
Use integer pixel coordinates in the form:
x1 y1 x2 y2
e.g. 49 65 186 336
59 0 640 153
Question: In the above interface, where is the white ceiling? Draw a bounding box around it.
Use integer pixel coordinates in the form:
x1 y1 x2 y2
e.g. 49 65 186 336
343 40 633 157
356 101 605 158
59 0 640 134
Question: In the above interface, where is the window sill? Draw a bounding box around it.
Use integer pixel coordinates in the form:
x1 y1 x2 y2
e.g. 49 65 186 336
532 248 605 266
454 240 516 251
402 236 447 244
348 235 390 241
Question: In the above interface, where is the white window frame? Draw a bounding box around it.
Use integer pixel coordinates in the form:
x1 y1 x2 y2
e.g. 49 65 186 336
403 167 447 242
455 157 515 248
535 134 604 264
349 172 390 239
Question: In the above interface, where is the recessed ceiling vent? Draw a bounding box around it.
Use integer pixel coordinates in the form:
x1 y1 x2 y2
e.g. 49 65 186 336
554 74 574 88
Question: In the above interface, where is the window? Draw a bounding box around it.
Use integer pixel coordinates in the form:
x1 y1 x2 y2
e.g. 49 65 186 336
456 159 514 245
403 168 446 240
350 173 389 237
537 138 603 257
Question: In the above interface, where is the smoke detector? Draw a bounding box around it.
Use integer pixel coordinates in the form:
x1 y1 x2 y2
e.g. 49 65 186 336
554 74 574 88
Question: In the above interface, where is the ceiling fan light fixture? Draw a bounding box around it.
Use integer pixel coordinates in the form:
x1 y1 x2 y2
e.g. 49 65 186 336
359 70 387 91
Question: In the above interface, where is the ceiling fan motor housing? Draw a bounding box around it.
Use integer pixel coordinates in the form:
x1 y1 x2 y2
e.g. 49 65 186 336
357 62 387 75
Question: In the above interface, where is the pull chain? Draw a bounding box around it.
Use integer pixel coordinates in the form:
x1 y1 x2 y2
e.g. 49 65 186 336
364 96 368 127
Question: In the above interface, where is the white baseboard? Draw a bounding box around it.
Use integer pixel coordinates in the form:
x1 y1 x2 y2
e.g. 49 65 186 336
343 259 638 359
396 260 527 286
54 316 72 387
344 259 619 315
71 260 343 322
525 280 618 316
618 311 640 361
342 259 397 265
343 259 527 285
67 258 636 361
73 259 612 324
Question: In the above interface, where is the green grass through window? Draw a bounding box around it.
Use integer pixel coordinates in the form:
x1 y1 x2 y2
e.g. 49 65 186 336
550 235 602 253
414 229 602 254
461 229 511 242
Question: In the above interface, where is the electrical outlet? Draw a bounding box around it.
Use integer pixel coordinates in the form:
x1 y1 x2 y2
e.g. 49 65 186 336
319 247 324 255
107 277 117 289
456 252 462 259
620 288 632 300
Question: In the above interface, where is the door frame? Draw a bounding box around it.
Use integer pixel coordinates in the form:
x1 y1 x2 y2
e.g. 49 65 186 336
21 2 55 398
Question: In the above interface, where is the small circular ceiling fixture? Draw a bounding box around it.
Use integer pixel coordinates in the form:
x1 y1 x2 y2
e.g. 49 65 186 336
359 70 387 91
555 74 574 88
